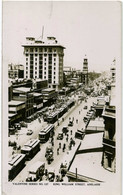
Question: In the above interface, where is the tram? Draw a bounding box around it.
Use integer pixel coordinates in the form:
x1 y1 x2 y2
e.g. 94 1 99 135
39 124 55 143
8 153 26 181
21 139 40 160
47 111 58 123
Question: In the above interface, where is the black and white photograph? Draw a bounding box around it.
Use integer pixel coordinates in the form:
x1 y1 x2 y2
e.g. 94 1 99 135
2 1 122 195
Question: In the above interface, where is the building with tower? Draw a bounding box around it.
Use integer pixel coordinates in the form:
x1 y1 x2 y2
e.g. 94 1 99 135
82 56 88 85
22 37 65 90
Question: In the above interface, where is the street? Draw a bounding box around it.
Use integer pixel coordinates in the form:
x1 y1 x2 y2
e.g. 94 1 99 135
11 95 96 182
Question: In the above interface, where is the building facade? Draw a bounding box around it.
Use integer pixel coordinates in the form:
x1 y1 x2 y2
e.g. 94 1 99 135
22 37 65 90
102 59 116 173
82 56 88 85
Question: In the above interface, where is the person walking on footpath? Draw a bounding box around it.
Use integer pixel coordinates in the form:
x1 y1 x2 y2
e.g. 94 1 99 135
57 148 59 155
76 119 78 124
59 142 61 149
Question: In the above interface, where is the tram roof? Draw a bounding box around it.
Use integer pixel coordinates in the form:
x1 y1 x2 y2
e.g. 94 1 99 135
22 139 40 149
8 154 25 166
39 124 54 134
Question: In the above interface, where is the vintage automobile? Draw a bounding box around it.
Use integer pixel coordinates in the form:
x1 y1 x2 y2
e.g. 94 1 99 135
62 126 69 134
26 161 45 182
57 132 63 140
68 120 73 127
27 129 33 135
45 147 54 164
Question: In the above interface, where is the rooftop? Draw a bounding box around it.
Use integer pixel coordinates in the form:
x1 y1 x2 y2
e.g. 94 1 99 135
8 100 25 106
68 132 116 182
13 87 31 93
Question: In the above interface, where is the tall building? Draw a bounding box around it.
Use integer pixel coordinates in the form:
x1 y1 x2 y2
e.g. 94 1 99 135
22 37 65 90
102 59 116 173
82 56 88 85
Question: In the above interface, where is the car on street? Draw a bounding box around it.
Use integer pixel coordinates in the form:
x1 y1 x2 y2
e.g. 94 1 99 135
62 126 69 134
57 132 63 140
14 123 21 130
27 129 33 135
20 121 28 128
68 121 73 126
83 105 88 109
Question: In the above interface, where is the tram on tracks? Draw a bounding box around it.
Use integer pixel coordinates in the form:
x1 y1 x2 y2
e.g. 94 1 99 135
8 153 26 181
39 124 55 143
21 139 40 160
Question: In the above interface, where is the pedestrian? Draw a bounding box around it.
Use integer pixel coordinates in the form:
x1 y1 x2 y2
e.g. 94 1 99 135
45 169 48 176
52 141 54 147
57 148 59 155
76 119 78 124
62 117 64 122
79 111 81 114
59 142 61 149
70 130 72 135
69 117 71 121
66 137 68 142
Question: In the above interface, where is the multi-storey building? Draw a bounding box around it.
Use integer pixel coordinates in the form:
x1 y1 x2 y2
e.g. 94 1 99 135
8 64 24 79
82 56 88 85
102 59 116 173
22 37 65 90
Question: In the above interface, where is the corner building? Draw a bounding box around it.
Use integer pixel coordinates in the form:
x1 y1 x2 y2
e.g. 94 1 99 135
22 37 65 90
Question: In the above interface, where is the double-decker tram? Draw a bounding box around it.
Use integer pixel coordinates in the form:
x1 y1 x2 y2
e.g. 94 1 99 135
39 124 55 143
21 139 40 160
8 153 26 181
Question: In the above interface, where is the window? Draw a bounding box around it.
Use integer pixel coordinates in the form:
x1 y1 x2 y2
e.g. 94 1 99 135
44 48 47 52
26 76 28 78
35 67 37 70
53 54 56 57
54 72 56 75
54 76 55 79
54 81 55 84
44 67 46 70
35 63 37 65
26 62 28 65
26 54 28 56
45 58 46 61
26 49 28 52
54 49 56 52
45 63 46 65
35 54 37 56
26 67 28 70
44 72 46 75
39 48 42 52
30 48 33 52
35 48 38 52
54 67 56 70
44 76 46 79
35 58 37 61
26 58 28 61
26 71 28 74
54 63 56 65
44 54 47 57
35 71 37 74
49 48 52 52
54 58 56 61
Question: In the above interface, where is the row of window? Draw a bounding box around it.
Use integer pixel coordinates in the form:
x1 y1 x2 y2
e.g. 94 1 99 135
26 48 57 53
26 62 56 66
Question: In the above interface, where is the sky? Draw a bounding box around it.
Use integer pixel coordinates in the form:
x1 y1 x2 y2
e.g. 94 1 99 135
3 1 121 72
